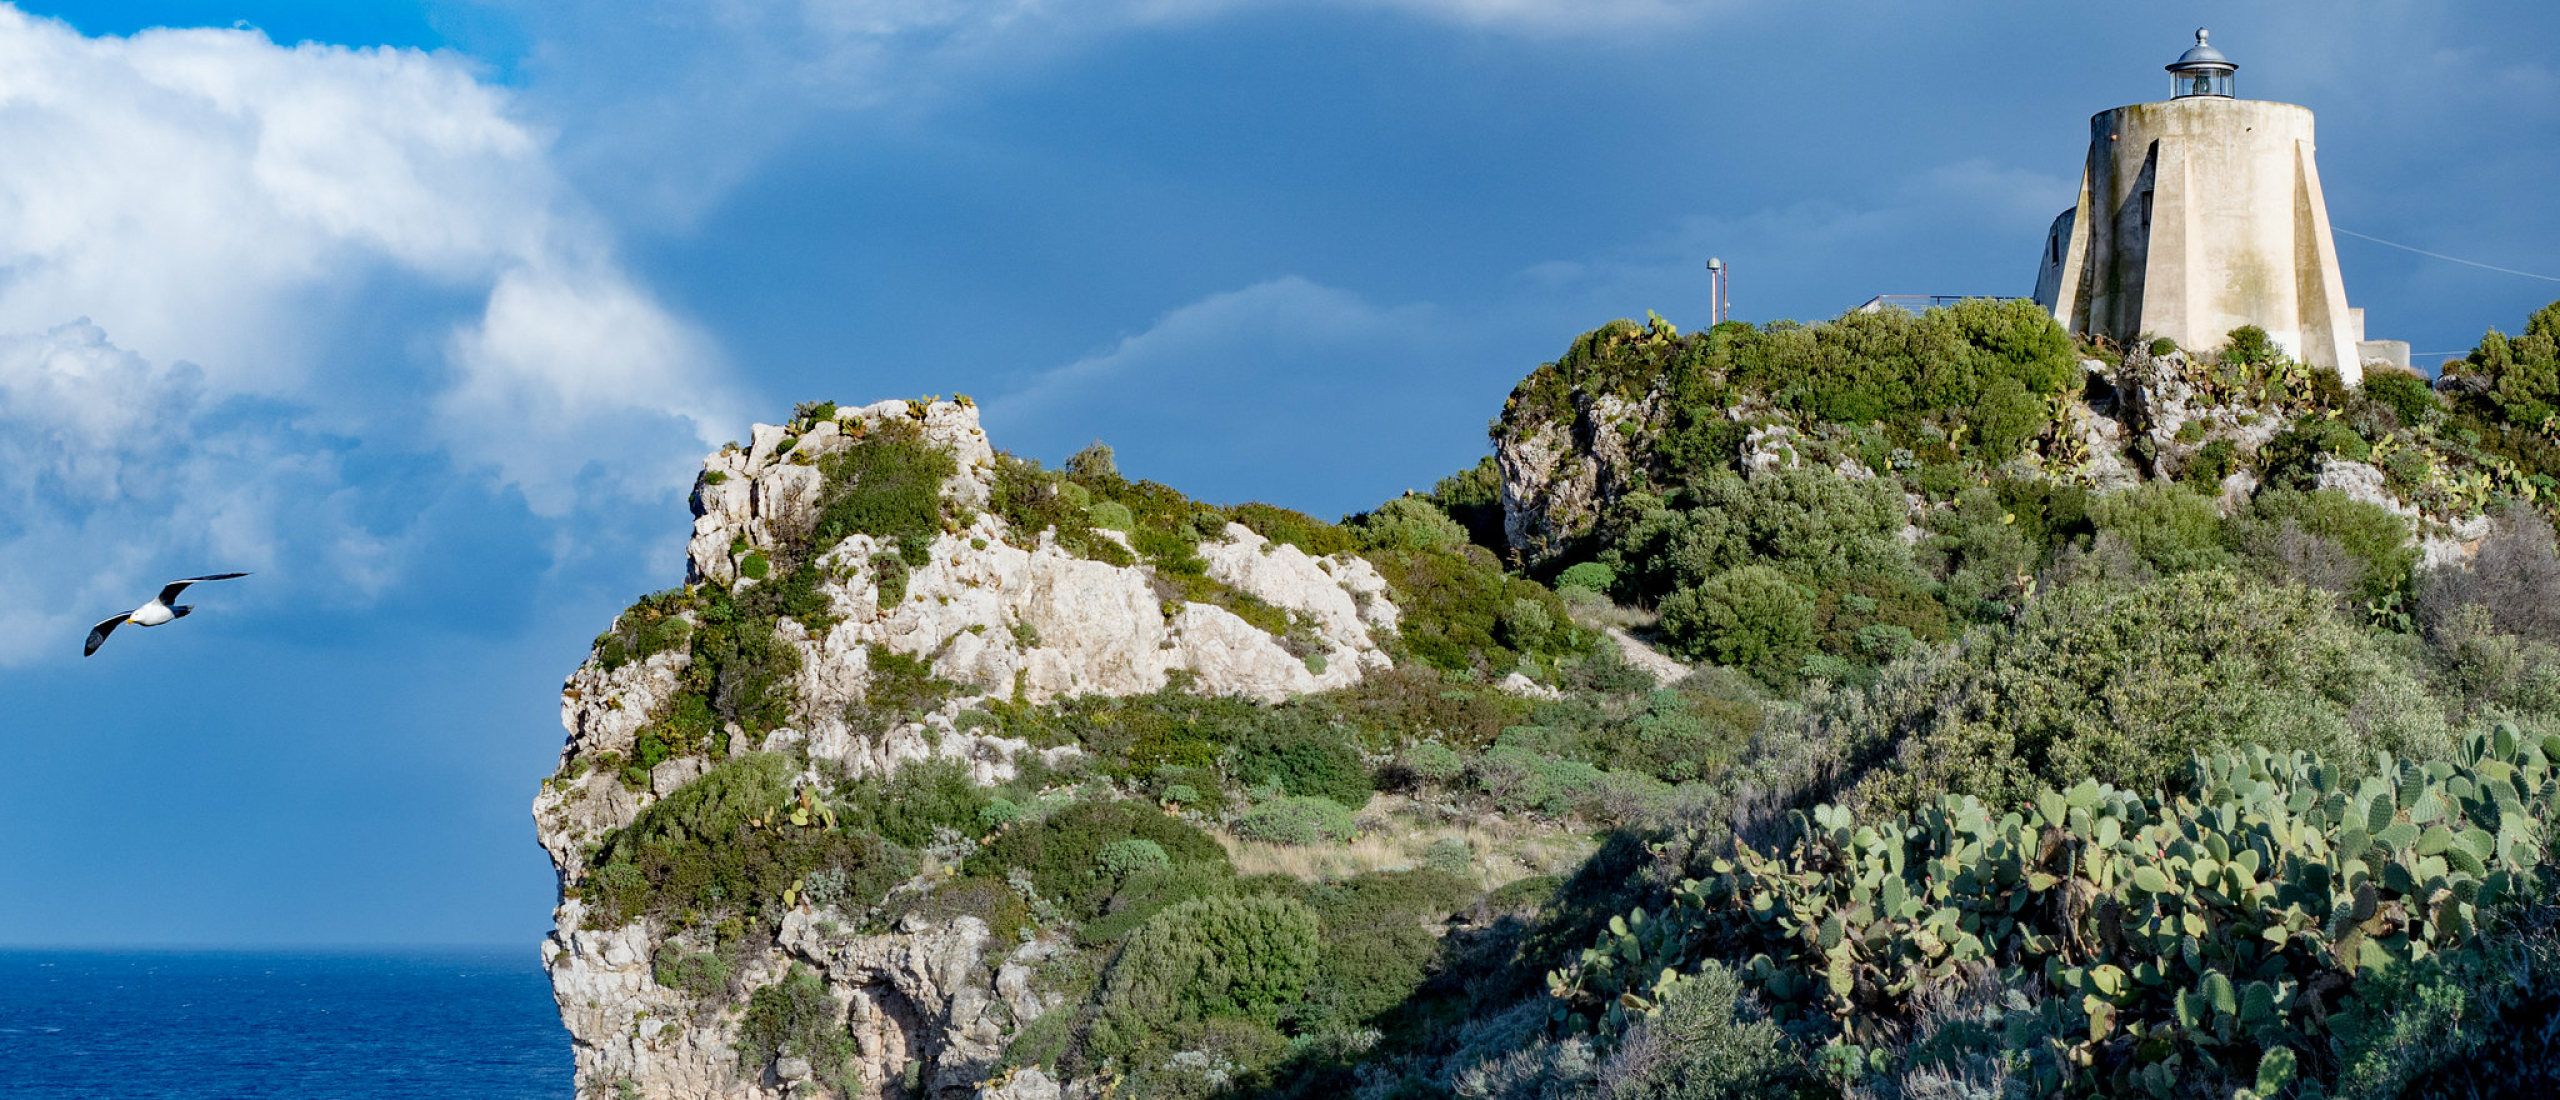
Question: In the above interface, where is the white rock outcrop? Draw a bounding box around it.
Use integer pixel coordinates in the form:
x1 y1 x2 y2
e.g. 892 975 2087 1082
535 399 1402 1100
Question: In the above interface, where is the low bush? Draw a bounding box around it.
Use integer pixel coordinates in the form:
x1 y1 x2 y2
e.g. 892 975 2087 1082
1233 795 1357 846
1431 456 1511 551
738 965 858 1096
831 758 990 849
588 756 909 929
1657 565 1816 686
2257 417 2372 490
1223 502 1358 557
2087 482 2231 575
1472 743 1609 819
1369 544 1586 673
1079 861 1239 946
1851 570 2450 812
1284 870 1477 1029
2419 505 2560 646
2233 489 2417 606
1084 894 1323 1066
1229 720 1373 808
809 419 956 567
1594 960 1812 1100
962 800 1227 921
651 942 735 1001
1557 561 1617 597
1352 495 1470 552
2360 367 2441 427
989 454 1133 565
594 589 693 671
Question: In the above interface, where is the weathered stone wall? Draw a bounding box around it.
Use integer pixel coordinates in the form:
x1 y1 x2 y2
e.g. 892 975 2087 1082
2037 95 2365 382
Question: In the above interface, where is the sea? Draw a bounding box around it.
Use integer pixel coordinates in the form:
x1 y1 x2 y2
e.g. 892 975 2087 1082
0 949 574 1099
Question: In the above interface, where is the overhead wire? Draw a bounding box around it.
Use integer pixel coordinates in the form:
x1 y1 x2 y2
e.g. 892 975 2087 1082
2333 227 2560 284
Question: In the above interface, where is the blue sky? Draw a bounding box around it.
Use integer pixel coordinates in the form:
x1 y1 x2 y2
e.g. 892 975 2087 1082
3 1 2557 946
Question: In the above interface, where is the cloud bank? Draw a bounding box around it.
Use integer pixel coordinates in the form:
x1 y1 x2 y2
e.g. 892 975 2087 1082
0 6 733 664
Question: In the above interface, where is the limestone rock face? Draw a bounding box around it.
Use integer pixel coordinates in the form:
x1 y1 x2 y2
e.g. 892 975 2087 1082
1496 391 1660 567
535 399 1400 1100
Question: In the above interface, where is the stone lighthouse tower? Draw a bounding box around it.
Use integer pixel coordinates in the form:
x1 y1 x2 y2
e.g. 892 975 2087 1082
2032 30 2386 383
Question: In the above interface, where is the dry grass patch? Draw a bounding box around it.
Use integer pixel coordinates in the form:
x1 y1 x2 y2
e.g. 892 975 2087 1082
1213 794 1597 889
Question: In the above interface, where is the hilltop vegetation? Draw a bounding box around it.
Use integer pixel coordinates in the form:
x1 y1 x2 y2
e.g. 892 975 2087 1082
556 299 2560 1100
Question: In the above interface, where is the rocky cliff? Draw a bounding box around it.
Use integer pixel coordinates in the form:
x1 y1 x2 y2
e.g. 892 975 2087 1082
1492 325 2494 571
533 399 1406 1100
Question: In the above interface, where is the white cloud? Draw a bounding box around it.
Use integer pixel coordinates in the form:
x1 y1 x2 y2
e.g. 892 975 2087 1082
0 7 740 662
0 6 735 485
0 321 349 664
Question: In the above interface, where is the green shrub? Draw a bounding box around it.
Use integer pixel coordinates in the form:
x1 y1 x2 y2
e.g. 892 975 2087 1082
2179 437 2240 486
1658 565 1816 686
651 942 735 1000
2446 301 2560 431
1084 894 1323 1065
2361 367 2440 427
1065 441 1119 481
810 419 955 567
1594 960 1811 1100
1431 455 1511 551
1395 741 1465 787
738 965 858 1095
1606 467 1914 603
1919 487 2039 618
990 454 1132 565
1704 299 2077 460
2234 489 2417 605
1472 743 1609 819
1078 861 1239 946
962 800 1227 921
1223 502 1359 557
831 758 990 849
1369 544 1585 672
2087 482 2232 575
1353 495 1470 552
2257 418 2372 490
587 753 911 927
1557 561 1617 596
851 644 959 727
1230 720 1373 808
1287 869 1478 1028
1233 795 1357 846
594 589 693 671
1425 836 1473 875
1097 838 1171 878
2222 323 2277 366
1852 570 2450 812
1085 500 1135 531
677 567 834 741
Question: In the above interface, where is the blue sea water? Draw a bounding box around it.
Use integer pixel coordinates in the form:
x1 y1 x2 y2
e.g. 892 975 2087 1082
0 949 573 1098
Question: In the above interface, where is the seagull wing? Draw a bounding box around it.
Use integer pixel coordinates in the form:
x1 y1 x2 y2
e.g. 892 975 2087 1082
157 572 250 607
85 614 128 657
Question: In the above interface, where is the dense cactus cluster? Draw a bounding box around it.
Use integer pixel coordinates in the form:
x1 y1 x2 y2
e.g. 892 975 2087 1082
1553 727 2560 1096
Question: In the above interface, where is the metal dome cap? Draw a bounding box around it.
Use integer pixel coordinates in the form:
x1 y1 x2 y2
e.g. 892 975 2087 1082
2168 28 2236 73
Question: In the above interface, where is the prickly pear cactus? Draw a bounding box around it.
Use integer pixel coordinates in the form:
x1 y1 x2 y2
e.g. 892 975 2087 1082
1551 726 2560 1095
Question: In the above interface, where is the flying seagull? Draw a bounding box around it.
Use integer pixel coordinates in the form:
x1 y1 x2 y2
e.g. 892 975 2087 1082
85 574 250 656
